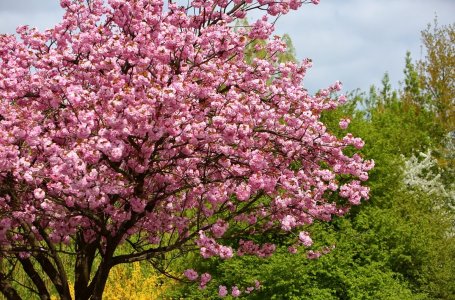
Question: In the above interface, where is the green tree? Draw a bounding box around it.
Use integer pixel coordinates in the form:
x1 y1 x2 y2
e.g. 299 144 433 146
403 51 425 107
418 20 455 131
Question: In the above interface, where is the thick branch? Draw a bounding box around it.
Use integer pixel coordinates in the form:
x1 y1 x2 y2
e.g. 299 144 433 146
18 257 51 300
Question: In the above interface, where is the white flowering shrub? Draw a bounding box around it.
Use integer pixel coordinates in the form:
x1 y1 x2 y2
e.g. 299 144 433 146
403 150 454 210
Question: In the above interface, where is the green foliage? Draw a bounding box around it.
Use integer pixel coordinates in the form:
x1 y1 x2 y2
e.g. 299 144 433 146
165 217 431 299
403 51 426 106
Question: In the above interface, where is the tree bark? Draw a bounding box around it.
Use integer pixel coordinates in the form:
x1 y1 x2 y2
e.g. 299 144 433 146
74 235 98 300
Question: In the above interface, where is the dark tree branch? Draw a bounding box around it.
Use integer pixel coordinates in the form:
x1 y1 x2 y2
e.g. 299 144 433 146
17 257 51 300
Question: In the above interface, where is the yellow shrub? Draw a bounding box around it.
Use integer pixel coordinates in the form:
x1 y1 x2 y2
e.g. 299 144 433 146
49 263 172 300
103 262 172 300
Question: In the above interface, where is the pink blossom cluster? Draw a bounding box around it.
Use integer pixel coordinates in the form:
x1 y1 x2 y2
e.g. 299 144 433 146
218 280 260 298
0 0 373 297
299 231 313 247
200 273 212 289
237 239 276 257
197 231 234 259
340 180 370 205
307 245 335 259
184 269 199 281
211 219 229 238
183 269 212 290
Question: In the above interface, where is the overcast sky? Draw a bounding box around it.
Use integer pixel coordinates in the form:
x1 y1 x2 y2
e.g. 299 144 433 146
1 0 454 93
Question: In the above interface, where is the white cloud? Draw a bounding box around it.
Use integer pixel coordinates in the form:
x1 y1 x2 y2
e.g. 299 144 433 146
272 0 455 92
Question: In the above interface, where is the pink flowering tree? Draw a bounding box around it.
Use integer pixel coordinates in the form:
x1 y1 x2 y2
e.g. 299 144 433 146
0 0 373 299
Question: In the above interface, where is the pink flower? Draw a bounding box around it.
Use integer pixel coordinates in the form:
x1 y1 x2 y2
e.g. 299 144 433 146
311 0 320 4
255 280 261 289
299 231 313 247
339 118 350 129
212 116 226 127
232 286 241 297
33 188 45 200
110 147 123 161
199 273 211 289
235 183 251 201
23 172 33 183
338 94 347 104
219 285 228 297
211 220 229 238
281 215 296 231
288 246 298 254
307 250 322 259
183 269 198 281
219 245 234 259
